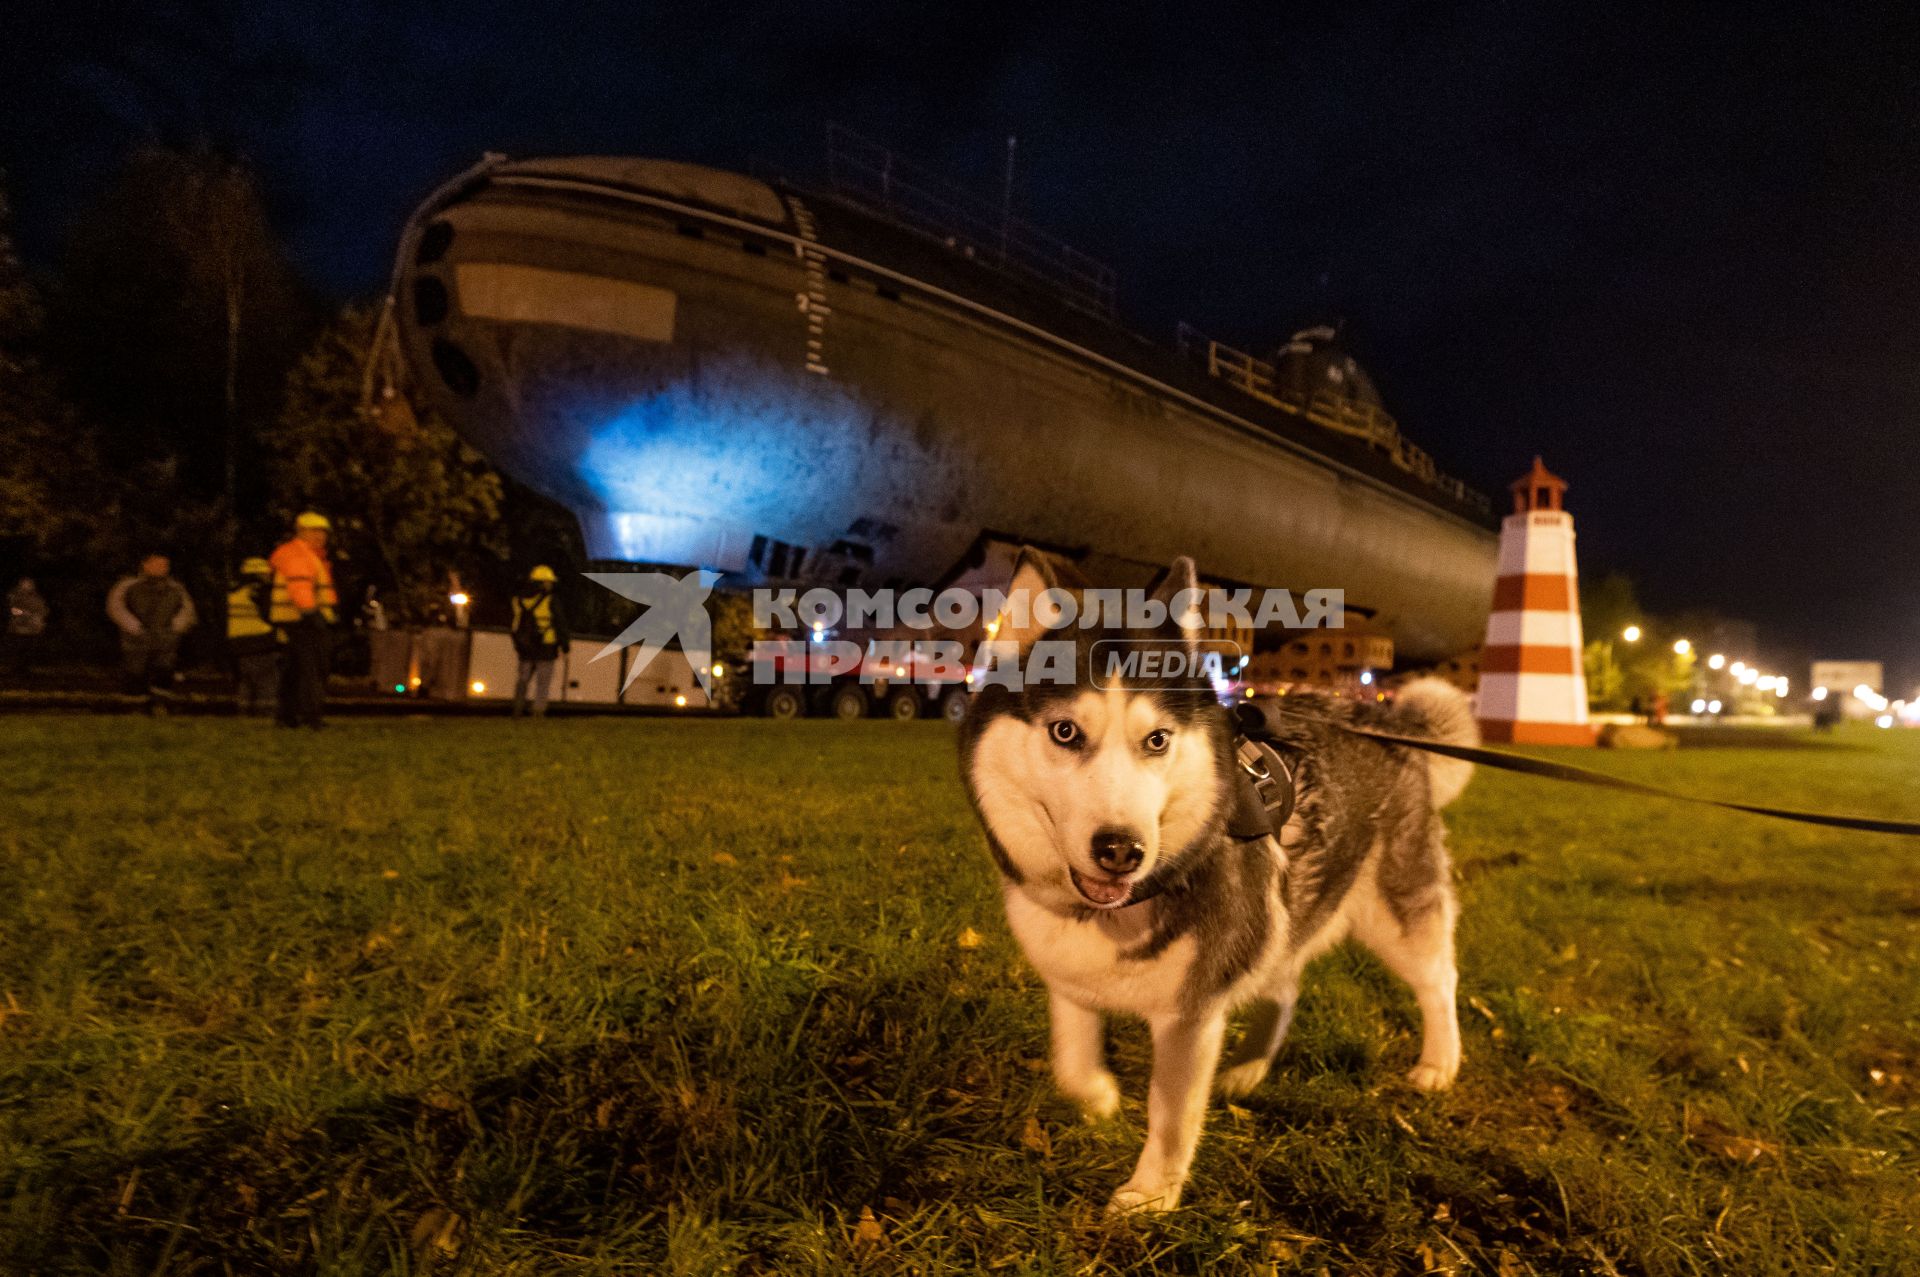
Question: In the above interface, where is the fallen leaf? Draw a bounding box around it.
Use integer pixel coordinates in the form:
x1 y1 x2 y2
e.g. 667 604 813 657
1020 1113 1052 1155
853 1205 886 1248
1701 1133 1780 1165
1686 1113 1781 1165
712 852 738 866
956 926 985 950
410 1206 466 1259
780 872 810 890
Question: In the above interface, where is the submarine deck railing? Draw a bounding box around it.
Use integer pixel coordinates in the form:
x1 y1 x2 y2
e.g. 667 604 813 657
1176 324 1488 512
824 124 1119 321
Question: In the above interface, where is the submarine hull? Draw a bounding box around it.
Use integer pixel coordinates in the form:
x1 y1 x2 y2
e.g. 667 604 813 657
396 157 1498 660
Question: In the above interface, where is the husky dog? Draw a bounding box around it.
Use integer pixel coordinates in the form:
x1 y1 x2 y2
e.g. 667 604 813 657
958 551 1477 1212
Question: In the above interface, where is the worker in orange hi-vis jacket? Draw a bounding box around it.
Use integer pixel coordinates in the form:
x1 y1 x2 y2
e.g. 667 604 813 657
269 511 338 729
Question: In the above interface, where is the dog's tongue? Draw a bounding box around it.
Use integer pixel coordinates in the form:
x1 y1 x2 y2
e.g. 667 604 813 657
1071 869 1132 907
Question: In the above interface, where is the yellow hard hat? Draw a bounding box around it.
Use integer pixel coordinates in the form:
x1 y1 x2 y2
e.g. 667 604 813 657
295 511 331 531
528 564 558 583
240 556 271 576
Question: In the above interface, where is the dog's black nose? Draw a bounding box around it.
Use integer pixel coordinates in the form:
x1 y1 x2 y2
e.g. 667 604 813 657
1090 829 1144 874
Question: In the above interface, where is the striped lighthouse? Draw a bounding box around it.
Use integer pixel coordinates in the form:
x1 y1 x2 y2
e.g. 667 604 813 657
1476 458 1596 746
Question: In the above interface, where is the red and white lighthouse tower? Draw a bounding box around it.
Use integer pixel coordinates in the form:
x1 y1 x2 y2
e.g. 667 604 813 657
1476 458 1596 746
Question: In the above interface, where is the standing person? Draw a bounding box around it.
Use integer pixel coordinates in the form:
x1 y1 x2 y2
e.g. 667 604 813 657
360 584 388 632
106 554 197 713
5 576 49 679
226 557 281 717
269 512 337 729
510 565 570 717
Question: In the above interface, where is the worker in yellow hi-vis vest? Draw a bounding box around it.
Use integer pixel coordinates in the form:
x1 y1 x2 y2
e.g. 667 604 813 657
269 512 338 729
226 556 281 716
510 565 570 717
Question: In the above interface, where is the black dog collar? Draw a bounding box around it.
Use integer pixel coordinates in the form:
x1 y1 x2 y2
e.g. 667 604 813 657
1225 733 1296 840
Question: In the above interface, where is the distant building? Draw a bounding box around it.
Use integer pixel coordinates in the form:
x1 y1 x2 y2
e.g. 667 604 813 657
1386 644 1481 695
1810 660 1885 719
1241 624 1394 696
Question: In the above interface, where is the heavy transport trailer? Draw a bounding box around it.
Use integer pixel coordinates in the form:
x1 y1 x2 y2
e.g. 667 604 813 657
383 146 1501 697
745 638 974 723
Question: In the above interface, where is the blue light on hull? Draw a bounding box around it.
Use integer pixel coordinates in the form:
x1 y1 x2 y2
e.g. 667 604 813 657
573 357 925 566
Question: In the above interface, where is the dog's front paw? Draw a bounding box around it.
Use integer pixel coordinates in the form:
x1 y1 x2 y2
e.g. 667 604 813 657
1213 1057 1270 1099
1405 1060 1458 1092
1107 1178 1183 1215
1060 1068 1121 1121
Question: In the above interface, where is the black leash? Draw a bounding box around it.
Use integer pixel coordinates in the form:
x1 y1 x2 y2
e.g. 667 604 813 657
1236 702 1920 838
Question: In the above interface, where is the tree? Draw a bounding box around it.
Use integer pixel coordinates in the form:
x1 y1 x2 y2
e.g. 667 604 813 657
0 172 120 564
262 306 505 621
51 145 314 505
1580 571 1642 649
1583 638 1625 709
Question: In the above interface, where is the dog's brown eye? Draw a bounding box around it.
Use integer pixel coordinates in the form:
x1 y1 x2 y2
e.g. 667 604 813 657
1048 720 1080 746
1143 729 1172 754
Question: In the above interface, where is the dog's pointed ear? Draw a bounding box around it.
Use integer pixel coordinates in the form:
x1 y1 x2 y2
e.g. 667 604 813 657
990 547 1063 649
1149 556 1203 635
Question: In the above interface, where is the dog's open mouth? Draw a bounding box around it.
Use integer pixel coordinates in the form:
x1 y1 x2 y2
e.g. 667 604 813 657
1069 867 1134 909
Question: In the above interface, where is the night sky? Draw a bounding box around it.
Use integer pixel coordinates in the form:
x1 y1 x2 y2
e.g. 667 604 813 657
6 2 1917 688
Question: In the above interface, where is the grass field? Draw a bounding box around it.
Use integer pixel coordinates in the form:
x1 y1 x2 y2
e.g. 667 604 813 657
1 715 1917 1275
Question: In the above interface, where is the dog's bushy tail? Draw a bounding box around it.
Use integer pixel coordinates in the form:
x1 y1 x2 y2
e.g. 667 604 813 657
1393 678 1477 808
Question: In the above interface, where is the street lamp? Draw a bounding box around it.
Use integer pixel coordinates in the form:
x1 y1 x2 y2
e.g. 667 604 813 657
1672 638 1692 656
1707 653 1725 670
1622 625 1642 642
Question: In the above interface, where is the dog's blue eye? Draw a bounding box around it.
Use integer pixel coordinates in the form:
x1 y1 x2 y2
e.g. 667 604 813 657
1048 720 1080 746
1144 729 1172 754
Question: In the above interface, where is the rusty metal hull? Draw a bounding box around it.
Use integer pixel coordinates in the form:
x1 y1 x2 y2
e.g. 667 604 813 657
395 158 1498 659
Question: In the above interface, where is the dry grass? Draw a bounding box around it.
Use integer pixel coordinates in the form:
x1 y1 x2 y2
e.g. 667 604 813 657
1 715 1916 1274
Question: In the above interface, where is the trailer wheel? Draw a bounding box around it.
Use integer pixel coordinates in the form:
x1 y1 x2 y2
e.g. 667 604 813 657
829 684 870 720
886 687 922 720
763 687 805 719
939 687 971 724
